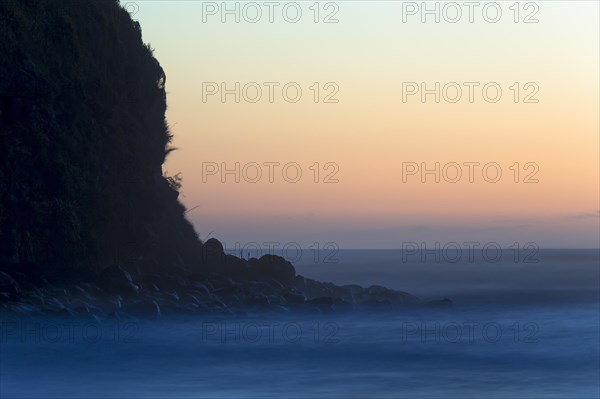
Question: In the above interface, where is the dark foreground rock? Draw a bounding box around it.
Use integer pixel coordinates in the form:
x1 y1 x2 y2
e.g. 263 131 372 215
0 253 449 319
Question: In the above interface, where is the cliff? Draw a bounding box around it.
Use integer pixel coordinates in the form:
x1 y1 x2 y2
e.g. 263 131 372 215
0 1 443 316
0 0 202 269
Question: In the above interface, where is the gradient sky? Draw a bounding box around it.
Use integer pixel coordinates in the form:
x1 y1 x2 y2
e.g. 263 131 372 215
128 0 599 248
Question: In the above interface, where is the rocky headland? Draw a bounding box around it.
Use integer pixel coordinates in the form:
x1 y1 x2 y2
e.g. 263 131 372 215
0 1 450 319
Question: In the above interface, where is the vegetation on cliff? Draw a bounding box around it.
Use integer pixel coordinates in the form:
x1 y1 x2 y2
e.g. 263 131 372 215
0 0 201 269
0 1 440 316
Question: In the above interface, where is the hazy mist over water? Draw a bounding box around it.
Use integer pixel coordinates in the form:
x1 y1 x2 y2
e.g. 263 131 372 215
293 249 600 305
223 248 599 304
4 250 597 398
2 306 598 398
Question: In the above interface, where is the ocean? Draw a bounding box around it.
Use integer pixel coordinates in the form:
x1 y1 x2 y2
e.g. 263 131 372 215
1 249 598 398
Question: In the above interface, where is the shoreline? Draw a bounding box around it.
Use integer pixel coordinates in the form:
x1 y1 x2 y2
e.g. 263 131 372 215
0 258 451 319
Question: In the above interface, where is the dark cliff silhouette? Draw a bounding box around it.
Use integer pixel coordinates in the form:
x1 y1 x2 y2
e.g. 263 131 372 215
0 1 435 315
0 0 203 270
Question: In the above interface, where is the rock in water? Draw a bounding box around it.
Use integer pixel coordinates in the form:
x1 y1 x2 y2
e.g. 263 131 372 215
203 238 226 265
98 266 140 296
250 255 296 285
283 289 306 304
0 272 19 296
128 298 161 317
